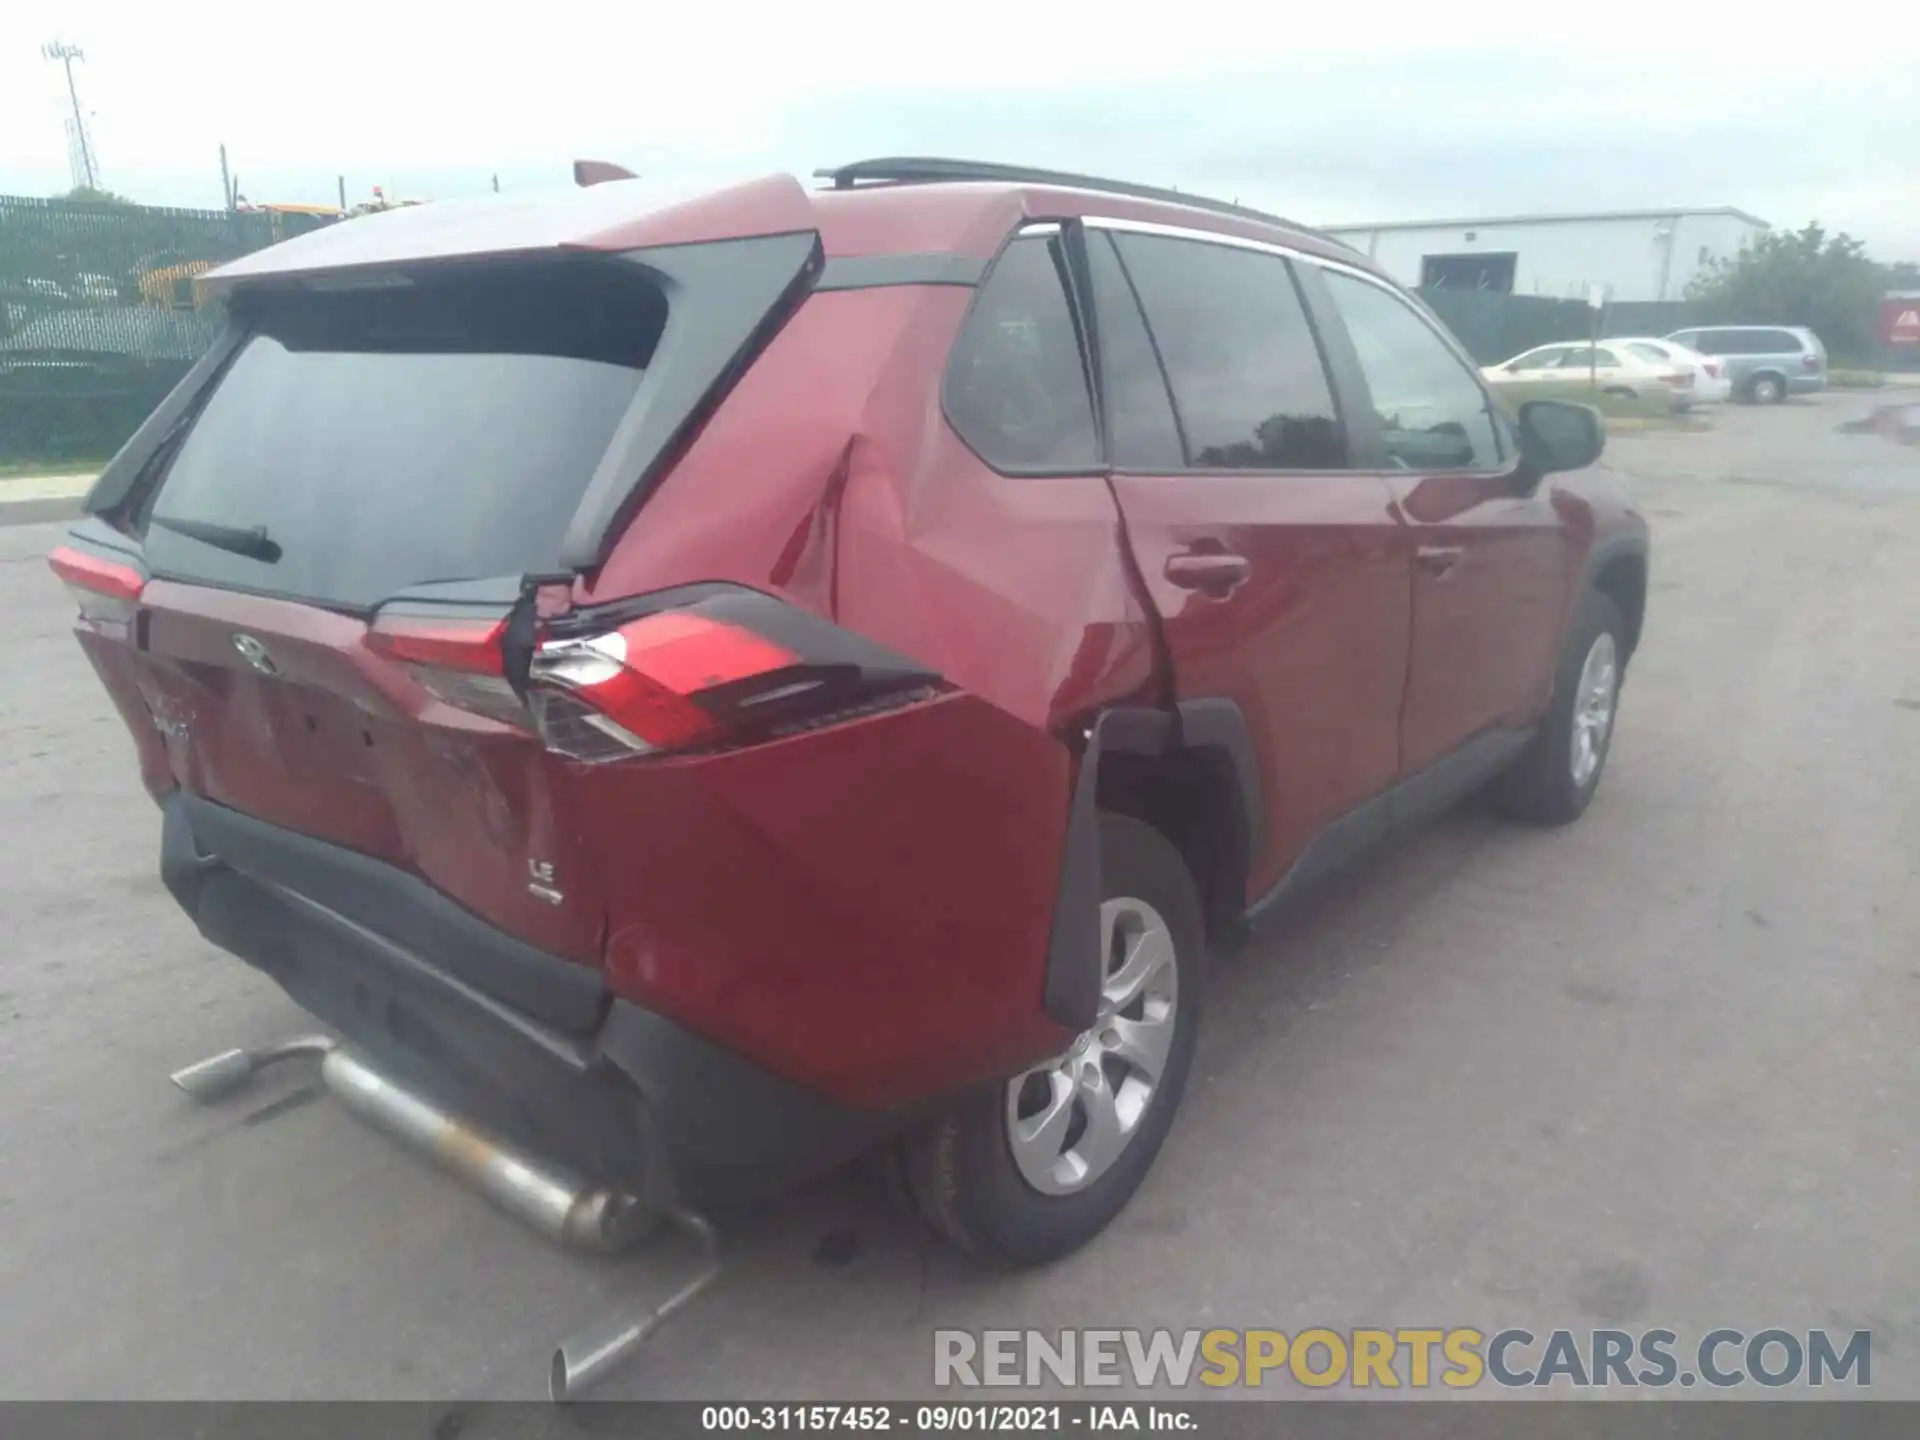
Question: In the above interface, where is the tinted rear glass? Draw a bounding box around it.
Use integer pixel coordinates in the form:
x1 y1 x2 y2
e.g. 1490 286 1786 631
1114 232 1344 470
141 259 663 609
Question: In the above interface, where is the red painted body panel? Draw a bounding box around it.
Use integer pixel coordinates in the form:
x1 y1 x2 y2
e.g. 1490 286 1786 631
583 283 1157 733
1107 472 1412 898
581 693 1074 1105
578 282 1155 1098
1383 470 1575 772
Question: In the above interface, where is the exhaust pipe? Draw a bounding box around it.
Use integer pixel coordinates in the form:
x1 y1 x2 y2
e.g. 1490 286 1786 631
171 1038 654 1254
550 1209 722 1402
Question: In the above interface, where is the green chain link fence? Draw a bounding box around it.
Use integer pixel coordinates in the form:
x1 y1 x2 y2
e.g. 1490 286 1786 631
0 196 334 466
1418 289 1708 365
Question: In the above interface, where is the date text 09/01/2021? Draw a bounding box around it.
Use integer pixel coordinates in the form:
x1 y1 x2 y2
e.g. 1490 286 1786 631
700 1404 1193 1432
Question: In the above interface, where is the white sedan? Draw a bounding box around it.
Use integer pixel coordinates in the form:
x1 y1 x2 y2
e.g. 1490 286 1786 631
1611 336 1733 405
1482 341 1705 411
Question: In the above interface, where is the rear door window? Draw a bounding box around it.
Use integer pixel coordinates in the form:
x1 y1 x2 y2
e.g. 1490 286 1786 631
1757 329 1803 353
142 259 663 610
944 233 1099 472
1113 232 1344 470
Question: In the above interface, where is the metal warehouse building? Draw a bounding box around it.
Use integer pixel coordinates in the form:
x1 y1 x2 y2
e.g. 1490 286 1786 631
1322 208 1769 304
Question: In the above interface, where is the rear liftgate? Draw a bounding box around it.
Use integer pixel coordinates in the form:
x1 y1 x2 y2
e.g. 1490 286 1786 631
154 576 945 1402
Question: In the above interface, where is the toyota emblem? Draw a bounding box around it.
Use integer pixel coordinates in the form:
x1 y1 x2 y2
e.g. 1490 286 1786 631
231 633 278 676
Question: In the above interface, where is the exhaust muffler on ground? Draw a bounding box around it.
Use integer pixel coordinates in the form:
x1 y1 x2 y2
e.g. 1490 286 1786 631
170 1036 721 1397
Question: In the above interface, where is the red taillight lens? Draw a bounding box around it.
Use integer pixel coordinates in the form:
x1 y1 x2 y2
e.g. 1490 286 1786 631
366 613 525 724
48 544 145 624
365 583 941 759
531 612 798 760
1803 354 1822 370
1703 361 1720 378
366 615 507 674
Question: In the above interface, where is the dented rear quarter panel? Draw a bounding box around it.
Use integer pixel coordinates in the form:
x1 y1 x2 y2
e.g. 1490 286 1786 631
578 281 1157 1104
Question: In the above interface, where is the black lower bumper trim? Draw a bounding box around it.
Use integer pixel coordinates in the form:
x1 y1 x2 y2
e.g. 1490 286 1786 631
159 792 901 1206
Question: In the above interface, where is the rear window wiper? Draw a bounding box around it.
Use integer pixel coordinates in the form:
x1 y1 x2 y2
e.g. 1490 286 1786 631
150 516 284 563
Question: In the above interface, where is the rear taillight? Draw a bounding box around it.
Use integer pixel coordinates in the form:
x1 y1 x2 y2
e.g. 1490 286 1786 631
366 612 527 725
530 612 799 760
48 544 145 625
1703 361 1720 378
367 585 941 762
1803 353 1822 371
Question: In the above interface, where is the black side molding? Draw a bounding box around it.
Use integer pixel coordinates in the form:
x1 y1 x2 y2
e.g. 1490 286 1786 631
1174 697 1265 866
1246 725 1533 926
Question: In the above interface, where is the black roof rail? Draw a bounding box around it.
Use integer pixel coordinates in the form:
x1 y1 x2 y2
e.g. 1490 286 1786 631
814 157 1358 254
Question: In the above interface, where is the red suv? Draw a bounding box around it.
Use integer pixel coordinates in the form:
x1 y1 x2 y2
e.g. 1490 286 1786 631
52 159 1648 1266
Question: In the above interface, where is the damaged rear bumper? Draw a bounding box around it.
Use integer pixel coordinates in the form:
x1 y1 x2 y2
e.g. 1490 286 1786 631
159 791 901 1207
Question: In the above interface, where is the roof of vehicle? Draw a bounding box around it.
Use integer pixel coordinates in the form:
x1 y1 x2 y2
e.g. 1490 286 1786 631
201 162 1378 298
1665 323 1821 340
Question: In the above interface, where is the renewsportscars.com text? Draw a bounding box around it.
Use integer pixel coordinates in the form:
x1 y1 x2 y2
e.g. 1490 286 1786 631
934 1327 1871 1391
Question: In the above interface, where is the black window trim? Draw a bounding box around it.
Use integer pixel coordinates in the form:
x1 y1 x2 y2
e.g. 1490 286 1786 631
936 221 1108 480
1085 228 1191 470
1084 216 1356 478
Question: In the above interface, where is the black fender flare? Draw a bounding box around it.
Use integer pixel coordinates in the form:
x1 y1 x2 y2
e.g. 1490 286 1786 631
1579 532 1651 654
1041 699 1264 1030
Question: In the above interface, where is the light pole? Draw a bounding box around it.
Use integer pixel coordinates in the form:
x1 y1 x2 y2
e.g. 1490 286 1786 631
42 40 99 192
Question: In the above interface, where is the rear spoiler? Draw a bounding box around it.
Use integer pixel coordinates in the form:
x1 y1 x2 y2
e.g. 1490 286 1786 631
574 159 638 187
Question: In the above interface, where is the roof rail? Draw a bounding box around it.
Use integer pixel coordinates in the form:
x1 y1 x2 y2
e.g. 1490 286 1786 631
814 157 1356 252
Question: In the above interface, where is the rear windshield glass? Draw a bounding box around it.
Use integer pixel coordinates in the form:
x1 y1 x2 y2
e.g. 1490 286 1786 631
140 259 664 610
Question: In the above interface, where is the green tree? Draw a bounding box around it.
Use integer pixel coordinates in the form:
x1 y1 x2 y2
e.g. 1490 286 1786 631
63 185 135 205
1686 223 1885 360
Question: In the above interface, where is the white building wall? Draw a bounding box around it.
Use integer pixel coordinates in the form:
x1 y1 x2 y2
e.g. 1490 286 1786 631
1324 212 1767 303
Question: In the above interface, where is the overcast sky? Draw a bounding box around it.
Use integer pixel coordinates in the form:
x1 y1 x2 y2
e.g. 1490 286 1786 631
5 2 1917 258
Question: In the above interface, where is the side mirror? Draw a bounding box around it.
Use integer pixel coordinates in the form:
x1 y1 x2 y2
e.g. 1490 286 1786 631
1515 399 1604 488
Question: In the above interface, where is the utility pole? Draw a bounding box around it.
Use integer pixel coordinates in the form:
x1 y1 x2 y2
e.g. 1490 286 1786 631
219 144 233 211
42 41 99 192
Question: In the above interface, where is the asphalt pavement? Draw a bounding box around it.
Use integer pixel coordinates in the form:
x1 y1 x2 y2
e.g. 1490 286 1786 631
1 393 1916 1401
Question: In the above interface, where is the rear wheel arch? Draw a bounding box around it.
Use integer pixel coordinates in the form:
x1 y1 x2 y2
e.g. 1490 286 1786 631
1083 700 1260 957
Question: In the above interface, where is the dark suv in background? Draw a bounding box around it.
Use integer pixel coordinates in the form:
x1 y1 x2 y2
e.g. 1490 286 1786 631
52 158 1649 1265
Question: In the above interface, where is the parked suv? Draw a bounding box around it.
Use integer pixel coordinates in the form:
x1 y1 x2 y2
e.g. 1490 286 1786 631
1664 324 1827 403
52 158 1649 1266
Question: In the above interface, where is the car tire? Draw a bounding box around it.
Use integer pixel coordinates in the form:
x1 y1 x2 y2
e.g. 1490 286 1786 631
1749 373 1786 405
1493 589 1626 826
900 813 1203 1268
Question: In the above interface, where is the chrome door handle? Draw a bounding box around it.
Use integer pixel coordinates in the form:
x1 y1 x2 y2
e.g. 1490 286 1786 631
1165 552 1251 595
